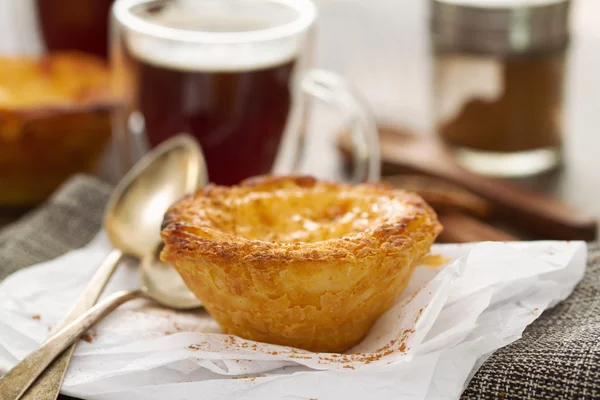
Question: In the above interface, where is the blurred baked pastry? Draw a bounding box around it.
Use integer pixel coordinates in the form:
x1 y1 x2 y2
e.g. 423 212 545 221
161 175 442 352
0 51 120 206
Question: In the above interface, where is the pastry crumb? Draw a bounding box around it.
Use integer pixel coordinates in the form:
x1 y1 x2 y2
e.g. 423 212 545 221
81 331 98 343
421 254 451 268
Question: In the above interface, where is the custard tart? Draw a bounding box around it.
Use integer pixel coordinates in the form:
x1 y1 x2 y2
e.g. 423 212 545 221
161 176 442 352
0 51 120 206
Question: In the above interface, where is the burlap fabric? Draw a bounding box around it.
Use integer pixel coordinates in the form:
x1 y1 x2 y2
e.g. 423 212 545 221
1 175 598 399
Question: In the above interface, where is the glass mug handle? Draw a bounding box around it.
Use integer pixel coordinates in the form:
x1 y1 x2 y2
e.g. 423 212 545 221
298 69 381 183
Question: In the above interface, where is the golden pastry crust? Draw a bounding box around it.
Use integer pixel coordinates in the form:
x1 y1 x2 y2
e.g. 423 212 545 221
0 51 121 206
161 175 442 353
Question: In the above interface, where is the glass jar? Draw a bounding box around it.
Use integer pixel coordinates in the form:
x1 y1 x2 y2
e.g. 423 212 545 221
431 0 571 177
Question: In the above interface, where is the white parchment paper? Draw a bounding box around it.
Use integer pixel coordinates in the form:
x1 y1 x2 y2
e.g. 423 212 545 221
0 233 587 400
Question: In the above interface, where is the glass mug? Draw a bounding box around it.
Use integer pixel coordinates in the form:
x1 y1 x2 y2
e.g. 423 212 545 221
111 0 380 185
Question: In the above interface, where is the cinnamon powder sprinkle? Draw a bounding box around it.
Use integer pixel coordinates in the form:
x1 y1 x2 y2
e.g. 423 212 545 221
185 325 417 368
232 375 263 383
31 314 41 320
414 307 426 324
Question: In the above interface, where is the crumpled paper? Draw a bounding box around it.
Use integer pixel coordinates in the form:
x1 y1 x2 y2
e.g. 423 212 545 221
0 233 586 400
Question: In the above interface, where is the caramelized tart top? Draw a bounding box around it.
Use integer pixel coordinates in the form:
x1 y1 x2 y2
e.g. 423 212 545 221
161 176 442 263
0 51 114 110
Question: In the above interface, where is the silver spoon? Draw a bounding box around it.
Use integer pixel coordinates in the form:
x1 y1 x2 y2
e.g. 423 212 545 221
0 134 207 400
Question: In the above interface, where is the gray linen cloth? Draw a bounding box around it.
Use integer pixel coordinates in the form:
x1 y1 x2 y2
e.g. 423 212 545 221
0 175 598 399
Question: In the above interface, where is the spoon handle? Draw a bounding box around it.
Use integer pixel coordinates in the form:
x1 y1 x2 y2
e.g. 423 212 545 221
0 288 143 400
19 248 124 400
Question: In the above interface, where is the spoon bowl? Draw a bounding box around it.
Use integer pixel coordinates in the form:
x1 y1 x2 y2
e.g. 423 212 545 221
105 134 207 257
140 243 201 309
